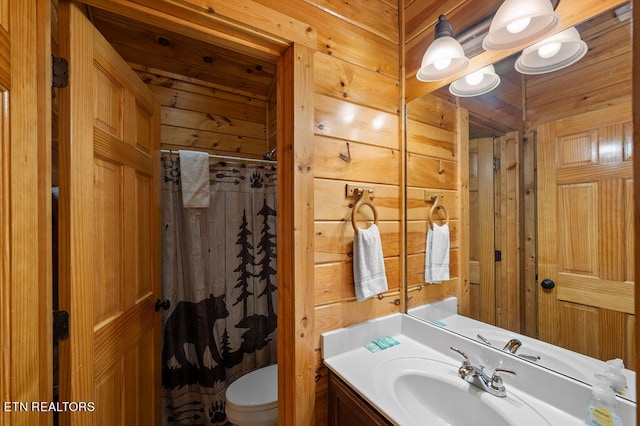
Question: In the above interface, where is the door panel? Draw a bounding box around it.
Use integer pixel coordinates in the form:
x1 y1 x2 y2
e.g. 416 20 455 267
537 102 635 368
495 132 521 332
58 1 161 424
468 137 495 323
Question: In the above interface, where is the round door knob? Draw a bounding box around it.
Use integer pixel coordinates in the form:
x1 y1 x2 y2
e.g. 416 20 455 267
540 279 555 290
155 299 170 312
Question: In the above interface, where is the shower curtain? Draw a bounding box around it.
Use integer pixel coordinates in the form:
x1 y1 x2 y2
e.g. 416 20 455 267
161 156 278 425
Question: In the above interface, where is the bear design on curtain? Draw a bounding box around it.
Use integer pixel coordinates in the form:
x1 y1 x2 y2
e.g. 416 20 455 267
160 156 277 425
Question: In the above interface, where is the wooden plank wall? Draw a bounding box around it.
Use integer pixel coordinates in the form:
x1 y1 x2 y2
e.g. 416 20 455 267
405 94 464 311
249 0 403 422
132 66 271 159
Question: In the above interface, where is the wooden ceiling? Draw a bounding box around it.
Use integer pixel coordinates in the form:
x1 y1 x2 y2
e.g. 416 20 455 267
89 7 278 100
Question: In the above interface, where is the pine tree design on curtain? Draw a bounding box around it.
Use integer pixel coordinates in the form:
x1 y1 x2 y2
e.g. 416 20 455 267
257 199 277 327
233 210 255 320
226 204 278 364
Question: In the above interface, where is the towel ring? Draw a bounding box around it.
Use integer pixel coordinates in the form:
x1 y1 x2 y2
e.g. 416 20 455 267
427 195 449 229
351 188 379 232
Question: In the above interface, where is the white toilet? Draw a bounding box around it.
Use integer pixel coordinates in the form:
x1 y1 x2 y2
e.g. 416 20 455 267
225 364 278 426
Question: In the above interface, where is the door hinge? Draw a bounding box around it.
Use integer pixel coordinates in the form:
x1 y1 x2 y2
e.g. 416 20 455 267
494 250 502 262
53 310 69 342
52 55 69 88
493 157 501 170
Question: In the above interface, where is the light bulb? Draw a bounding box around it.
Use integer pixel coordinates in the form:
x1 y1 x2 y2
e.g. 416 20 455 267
433 57 452 71
464 70 484 86
506 17 531 34
537 41 562 58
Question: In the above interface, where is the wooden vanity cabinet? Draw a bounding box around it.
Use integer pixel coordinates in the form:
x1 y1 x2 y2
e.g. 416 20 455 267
328 372 393 425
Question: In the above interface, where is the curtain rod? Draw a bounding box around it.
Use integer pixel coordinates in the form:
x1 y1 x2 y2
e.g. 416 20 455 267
160 149 276 166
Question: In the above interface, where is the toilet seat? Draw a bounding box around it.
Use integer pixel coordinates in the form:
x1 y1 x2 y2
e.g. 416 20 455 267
226 364 277 426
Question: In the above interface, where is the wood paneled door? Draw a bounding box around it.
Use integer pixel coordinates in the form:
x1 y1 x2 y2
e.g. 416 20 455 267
468 132 521 333
537 102 635 368
57 1 162 424
468 137 496 324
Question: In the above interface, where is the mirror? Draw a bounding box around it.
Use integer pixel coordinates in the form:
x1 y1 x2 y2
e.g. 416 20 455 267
405 2 635 401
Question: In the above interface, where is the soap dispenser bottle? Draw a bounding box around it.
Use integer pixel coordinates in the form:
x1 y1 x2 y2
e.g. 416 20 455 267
604 358 628 397
583 374 623 426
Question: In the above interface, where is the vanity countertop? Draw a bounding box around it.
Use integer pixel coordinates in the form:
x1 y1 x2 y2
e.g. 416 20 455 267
322 313 636 426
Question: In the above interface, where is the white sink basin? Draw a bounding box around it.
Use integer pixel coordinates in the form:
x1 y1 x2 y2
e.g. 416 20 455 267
374 357 551 426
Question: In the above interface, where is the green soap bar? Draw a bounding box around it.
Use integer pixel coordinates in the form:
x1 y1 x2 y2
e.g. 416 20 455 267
382 336 400 346
364 342 382 352
364 336 401 352
373 338 390 349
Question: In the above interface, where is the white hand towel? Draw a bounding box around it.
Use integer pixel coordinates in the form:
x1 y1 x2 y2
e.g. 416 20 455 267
425 223 450 284
353 224 388 301
179 150 210 208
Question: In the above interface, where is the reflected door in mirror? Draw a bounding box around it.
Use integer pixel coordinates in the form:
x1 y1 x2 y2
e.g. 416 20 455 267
469 137 496 324
537 102 634 368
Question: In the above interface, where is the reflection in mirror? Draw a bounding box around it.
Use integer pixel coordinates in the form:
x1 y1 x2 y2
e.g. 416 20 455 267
405 2 635 401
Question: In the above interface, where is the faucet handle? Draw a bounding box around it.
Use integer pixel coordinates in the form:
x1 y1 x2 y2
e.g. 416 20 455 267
518 353 541 362
449 346 470 366
450 347 475 380
490 368 516 392
477 334 492 346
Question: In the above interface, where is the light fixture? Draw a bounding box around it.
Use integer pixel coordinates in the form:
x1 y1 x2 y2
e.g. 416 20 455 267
416 15 469 82
482 0 560 51
514 27 587 74
449 65 501 97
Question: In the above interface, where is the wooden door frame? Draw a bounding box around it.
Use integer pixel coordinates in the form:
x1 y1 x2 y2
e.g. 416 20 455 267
634 1 640 418
53 1 315 424
2 1 53 425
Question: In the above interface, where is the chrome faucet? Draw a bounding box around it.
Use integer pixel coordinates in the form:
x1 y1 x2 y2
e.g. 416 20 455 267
450 346 516 398
476 334 541 362
503 338 522 354
502 338 541 362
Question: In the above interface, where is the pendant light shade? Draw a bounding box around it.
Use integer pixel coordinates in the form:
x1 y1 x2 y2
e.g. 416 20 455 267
482 0 560 51
515 27 587 74
417 15 469 82
449 65 501 97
